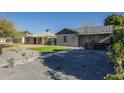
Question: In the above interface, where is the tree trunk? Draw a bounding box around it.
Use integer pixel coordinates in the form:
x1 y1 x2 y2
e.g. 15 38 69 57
0 45 2 54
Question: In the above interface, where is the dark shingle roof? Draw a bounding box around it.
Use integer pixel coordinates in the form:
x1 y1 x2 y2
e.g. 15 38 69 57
56 26 114 35
56 28 77 35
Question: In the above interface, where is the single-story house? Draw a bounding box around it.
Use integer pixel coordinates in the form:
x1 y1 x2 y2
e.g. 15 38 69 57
22 30 56 45
56 25 113 47
0 37 13 44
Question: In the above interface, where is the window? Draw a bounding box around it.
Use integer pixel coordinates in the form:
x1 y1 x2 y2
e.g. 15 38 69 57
64 36 67 43
6 39 11 42
89 35 95 43
73 36 75 40
106 27 108 31
26 37 30 42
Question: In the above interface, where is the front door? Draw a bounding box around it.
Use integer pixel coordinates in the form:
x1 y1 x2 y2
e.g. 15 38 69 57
34 38 37 44
78 35 88 47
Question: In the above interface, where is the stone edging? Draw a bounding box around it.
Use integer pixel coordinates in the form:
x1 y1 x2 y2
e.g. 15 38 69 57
0 51 68 68
42 51 67 58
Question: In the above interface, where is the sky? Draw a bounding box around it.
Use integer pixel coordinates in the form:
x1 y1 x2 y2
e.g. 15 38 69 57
0 12 124 34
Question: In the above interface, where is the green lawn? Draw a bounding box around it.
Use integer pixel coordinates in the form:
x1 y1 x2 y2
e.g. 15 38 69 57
30 46 70 54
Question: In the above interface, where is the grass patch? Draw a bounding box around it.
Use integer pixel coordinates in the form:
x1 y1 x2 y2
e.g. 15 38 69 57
30 46 70 54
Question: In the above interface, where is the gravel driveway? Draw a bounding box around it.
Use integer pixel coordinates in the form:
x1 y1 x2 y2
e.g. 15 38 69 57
42 49 114 80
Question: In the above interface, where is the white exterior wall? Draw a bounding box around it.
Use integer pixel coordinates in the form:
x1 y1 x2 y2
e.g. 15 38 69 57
21 37 25 44
0 38 6 43
0 38 12 43
56 34 78 47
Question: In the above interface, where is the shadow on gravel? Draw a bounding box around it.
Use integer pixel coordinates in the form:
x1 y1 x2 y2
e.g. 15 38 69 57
41 49 114 80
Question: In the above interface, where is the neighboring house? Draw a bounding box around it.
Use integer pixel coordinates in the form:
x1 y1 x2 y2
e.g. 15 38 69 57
0 37 12 44
56 25 113 47
22 30 56 45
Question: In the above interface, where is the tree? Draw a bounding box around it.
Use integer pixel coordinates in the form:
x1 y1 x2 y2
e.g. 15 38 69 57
0 18 17 38
12 31 26 43
22 30 32 35
0 18 31 43
104 14 124 80
0 18 18 54
104 14 124 26
12 30 32 43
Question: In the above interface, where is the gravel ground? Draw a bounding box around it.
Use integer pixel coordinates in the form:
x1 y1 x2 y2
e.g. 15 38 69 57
0 49 114 80
0 48 39 67
42 49 114 80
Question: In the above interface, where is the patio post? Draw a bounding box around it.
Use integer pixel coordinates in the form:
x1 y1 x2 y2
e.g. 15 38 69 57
0 45 2 54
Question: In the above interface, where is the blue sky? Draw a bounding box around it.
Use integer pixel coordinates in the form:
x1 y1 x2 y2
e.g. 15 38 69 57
0 12 124 33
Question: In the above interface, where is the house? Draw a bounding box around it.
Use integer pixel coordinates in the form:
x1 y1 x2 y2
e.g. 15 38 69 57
56 25 113 47
22 30 56 45
0 37 13 44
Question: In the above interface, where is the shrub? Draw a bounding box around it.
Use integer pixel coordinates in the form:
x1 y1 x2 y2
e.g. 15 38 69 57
21 53 26 56
104 74 124 80
105 28 124 80
7 58 15 68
